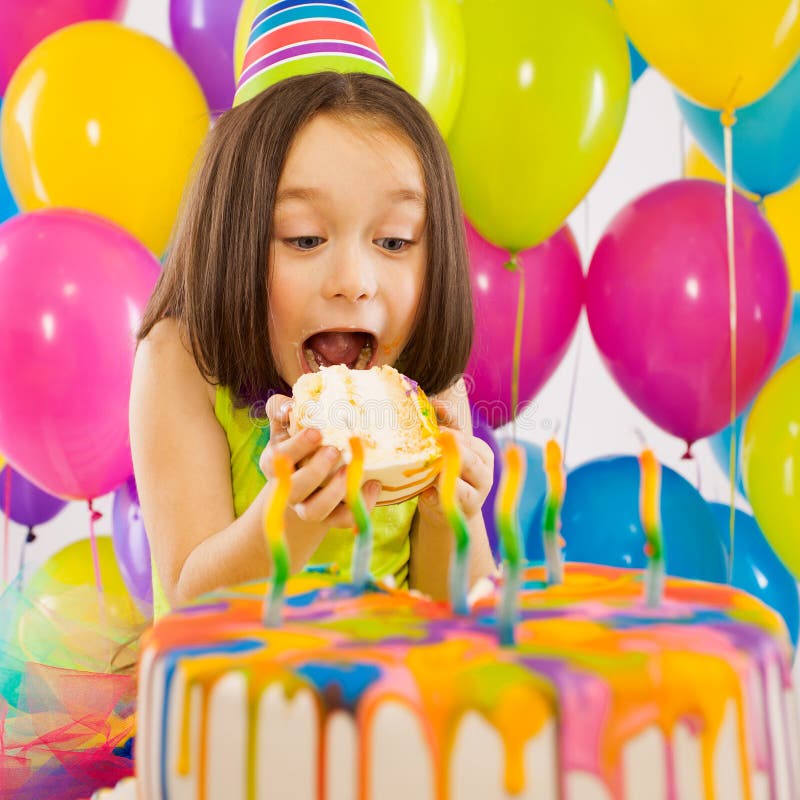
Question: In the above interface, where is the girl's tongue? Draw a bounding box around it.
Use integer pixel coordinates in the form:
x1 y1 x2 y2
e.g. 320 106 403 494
304 331 373 370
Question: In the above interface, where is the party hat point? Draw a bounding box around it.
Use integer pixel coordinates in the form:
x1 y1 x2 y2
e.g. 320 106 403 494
234 0 393 107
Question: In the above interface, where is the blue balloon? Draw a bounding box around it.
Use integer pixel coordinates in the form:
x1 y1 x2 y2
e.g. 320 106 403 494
676 58 800 196
708 503 799 648
628 41 647 83
525 456 727 582
0 99 17 224
497 437 546 540
608 1 647 83
708 293 800 495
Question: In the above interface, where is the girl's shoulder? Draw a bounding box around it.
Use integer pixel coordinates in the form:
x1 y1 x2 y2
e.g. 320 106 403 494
136 317 217 410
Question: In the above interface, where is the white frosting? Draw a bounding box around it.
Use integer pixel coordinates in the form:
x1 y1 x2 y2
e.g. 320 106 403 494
137 670 795 799
290 365 440 505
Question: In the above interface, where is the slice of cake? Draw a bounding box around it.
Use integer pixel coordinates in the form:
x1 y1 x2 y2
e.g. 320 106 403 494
289 364 442 505
136 564 799 799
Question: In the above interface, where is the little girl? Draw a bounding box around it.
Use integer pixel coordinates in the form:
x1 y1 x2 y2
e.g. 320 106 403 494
129 70 496 617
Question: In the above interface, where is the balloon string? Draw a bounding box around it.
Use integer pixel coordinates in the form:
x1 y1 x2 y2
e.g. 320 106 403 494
563 199 588 468
510 253 525 443
722 111 737 584
18 527 35 576
87 498 104 596
3 467 11 585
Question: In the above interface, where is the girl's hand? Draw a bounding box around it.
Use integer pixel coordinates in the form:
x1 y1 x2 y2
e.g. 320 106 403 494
259 394 381 531
418 395 494 521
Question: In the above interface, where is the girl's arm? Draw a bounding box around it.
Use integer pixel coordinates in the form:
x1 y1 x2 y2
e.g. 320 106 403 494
408 379 497 600
130 319 379 609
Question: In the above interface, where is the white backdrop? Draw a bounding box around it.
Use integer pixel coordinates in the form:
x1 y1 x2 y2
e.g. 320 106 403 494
0 3 751 581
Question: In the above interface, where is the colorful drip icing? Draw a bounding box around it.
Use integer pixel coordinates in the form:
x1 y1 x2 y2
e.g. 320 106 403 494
639 449 665 607
346 436 373 591
438 430 470 616
142 564 794 800
542 439 566 585
263 453 292 627
495 443 525 646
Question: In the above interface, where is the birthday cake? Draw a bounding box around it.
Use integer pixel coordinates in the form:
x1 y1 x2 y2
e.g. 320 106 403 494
135 564 799 799
289 364 442 505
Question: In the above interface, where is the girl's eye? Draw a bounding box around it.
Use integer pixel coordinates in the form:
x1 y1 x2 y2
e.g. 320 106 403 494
377 237 411 252
286 236 324 250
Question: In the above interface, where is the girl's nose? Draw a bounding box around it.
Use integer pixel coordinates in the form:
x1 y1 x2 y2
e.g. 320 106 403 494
321 243 378 302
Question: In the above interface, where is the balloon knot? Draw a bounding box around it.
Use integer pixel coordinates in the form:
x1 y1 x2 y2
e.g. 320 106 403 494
503 252 521 272
26 528 36 544
681 442 694 461
720 108 737 128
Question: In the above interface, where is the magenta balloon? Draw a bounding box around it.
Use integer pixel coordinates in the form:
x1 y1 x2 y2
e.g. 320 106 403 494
586 179 790 447
465 220 584 428
0 0 128 95
0 209 160 499
169 0 239 115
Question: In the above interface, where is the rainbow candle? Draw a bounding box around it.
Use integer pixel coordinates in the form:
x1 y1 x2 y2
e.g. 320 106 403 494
263 452 293 627
347 436 373 591
542 439 566 585
438 430 471 615
495 443 526 646
639 448 665 607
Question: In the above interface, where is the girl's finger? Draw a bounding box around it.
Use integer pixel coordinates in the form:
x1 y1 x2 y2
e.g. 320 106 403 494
264 393 293 445
294 466 349 523
287 445 342 504
456 477 482 517
260 427 325 477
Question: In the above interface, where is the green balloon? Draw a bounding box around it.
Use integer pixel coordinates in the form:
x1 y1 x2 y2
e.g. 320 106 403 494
359 0 466 138
448 0 630 251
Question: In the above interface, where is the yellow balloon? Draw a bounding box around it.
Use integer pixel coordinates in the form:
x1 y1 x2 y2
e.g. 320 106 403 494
358 0 465 137
448 0 630 251
1 21 209 256
685 144 800 291
0 453 5 470
18 536 145 670
235 0 260 81
742 357 800 578
615 0 800 109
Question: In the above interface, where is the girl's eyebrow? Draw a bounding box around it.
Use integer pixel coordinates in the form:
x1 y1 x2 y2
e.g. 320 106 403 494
275 186 425 207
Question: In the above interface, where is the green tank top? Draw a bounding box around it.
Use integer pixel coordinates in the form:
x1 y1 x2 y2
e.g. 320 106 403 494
152 384 417 617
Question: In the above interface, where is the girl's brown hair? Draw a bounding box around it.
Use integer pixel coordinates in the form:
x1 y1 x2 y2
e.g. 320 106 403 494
137 71 473 407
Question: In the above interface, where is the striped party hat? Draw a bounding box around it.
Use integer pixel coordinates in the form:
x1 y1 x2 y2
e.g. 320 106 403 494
234 0 393 107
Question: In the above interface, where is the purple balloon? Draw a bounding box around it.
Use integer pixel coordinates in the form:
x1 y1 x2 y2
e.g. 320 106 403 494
169 0 240 115
0 465 67 528
472 409 501 561
111 475 152 610
465 220 584 429
587 180 790 449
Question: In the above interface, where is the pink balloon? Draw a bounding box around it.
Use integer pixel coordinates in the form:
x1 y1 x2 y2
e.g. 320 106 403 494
465 220 584 428
0 209 160 499
587 179 790 448
0 0 128 95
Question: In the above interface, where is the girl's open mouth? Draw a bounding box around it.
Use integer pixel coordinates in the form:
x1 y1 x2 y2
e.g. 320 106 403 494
302 330 377 372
